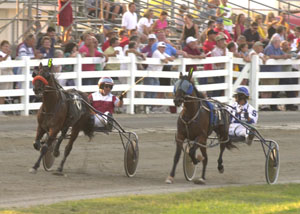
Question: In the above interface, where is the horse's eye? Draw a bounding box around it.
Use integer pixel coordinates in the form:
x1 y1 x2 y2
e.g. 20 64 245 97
32 72 37 78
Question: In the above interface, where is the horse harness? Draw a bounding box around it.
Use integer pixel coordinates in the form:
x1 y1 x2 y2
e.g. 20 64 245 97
178 96 229 148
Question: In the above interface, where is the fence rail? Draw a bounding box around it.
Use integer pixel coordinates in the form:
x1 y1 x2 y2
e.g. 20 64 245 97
0 53 300 115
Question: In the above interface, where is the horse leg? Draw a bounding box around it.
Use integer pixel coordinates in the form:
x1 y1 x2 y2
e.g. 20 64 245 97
217 143 226 173
33 125 46 151
200 147 208 180
53 127 69 157
56 128 80 173
30 129 58 173
165 135 184 184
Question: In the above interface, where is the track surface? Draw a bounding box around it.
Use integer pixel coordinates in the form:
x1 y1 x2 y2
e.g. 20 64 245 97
0 112 300 208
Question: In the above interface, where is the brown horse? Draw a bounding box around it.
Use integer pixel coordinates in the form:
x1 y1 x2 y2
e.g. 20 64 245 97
30 62 94 174
165 72 236 184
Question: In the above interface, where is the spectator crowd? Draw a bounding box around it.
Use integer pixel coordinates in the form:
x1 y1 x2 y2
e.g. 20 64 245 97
1 0 300 115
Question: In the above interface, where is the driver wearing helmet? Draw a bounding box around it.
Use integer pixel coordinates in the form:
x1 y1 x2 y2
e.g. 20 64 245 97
88 77 123 130
228 87 258 145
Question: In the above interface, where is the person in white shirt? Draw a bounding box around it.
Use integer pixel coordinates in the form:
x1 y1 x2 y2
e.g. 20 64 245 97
211 33 228 96
122 2 137 31
249 41 269 64
0 40 13 114
137 9 154 43
228 87 258 145
144 42 174 112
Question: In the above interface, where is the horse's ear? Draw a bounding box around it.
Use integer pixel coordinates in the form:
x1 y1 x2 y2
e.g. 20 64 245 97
179 72 183 79
188 68 194 81
39 62 43 70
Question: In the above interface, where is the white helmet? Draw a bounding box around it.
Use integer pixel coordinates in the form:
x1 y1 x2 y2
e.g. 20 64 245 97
98 77 114 89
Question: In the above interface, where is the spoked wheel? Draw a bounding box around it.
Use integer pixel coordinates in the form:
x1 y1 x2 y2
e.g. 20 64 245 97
265 140 280 184
183 143 197 181
124 133 139 177
42 140 56 172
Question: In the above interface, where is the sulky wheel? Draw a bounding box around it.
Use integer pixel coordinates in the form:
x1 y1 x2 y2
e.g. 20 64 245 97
42 141 56 172
265 140 280 184
124 137 139 177
183 143 197 181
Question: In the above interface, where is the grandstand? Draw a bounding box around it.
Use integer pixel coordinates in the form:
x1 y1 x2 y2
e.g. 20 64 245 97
0 0 299 53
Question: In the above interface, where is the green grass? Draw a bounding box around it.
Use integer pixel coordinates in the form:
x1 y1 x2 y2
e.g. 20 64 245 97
2 184 300 214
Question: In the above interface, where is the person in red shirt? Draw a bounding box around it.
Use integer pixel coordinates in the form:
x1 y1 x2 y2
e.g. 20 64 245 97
214 18 232 43
88 77 123 131
203 29 217 71
79 34 106 85
119 29 129 48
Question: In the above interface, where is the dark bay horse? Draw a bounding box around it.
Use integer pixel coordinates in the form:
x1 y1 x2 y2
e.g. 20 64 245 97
165 72 236 184
29 62 94 174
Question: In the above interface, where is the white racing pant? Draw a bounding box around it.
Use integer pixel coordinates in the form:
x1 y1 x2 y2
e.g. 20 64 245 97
94 111 110 128
229 123 249 138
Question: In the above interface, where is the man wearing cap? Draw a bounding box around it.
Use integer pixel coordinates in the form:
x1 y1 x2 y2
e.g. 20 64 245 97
227 87 258 145
183 36 206 83
145 41 175 104
203 29 217 71
249 41 268 63
214 18 232 43
141 34 157 58
210 33 228 96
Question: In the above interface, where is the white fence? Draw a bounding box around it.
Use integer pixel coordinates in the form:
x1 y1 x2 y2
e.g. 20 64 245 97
0 53 300 115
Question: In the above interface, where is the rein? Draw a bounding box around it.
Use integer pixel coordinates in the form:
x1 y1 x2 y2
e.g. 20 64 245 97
179 95 203 141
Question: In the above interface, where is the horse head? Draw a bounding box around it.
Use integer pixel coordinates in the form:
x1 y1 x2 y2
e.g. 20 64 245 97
173 71 195 107
32 61 53 98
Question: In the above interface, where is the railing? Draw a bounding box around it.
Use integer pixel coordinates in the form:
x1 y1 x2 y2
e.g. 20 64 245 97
0 53 300 116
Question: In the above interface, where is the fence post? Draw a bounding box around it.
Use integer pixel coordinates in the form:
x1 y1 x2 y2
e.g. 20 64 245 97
250 55 259 110
128 53 136 114
21 56 30 116
75 53 82 91
225 52 233 104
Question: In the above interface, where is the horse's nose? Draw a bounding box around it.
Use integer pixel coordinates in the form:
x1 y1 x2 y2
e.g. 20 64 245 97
173 97 183 107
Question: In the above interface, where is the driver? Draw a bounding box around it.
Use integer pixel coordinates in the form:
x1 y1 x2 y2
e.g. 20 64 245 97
228 87 258 145
88 77 123 130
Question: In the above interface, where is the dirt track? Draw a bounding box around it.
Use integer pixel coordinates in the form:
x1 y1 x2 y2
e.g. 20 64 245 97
1 113 300 208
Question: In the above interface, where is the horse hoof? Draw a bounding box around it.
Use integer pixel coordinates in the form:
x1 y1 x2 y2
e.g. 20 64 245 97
165 176 174 184
33 142 41 151
53 150 60 157
218 166 224 174
193 178 206 185
52 169 64 176
29 168 37 174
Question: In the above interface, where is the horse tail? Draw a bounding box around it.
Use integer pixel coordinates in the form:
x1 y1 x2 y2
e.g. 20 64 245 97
83 114 94 141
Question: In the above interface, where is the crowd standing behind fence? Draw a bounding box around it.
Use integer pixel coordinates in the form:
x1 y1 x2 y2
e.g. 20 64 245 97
0 1 300 116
